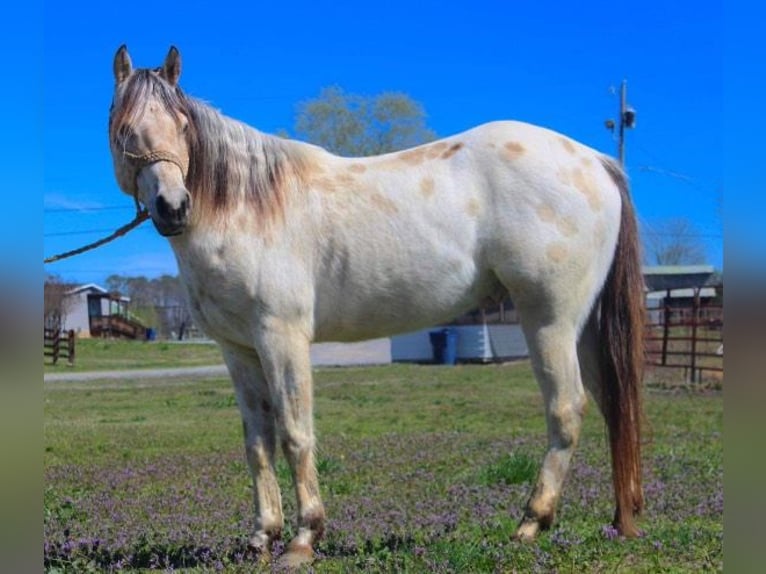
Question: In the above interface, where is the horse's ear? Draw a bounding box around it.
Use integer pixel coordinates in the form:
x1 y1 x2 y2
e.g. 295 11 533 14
113 44 133 84
161 46 182 86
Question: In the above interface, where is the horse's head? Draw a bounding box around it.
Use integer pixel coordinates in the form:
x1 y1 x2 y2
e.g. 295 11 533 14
109 45 192 237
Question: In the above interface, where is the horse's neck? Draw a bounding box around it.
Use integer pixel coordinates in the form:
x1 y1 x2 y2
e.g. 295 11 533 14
188 101 314 228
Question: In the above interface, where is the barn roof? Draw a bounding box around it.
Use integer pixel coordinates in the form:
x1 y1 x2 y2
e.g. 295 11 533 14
642 265 718 292
65 283 130 302
65 283 108 295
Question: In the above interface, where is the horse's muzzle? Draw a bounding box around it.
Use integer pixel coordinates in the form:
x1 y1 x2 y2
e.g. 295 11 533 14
154 191 190 236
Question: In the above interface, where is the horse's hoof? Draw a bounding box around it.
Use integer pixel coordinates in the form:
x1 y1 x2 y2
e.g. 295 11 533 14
246 536 272 564
276 541 314 570
513 518 540 542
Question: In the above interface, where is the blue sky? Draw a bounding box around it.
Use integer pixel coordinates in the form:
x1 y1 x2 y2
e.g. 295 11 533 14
41 0 724 285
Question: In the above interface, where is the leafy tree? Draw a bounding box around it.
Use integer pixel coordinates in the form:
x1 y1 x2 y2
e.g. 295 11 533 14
644 217 707 266
294 86 436 156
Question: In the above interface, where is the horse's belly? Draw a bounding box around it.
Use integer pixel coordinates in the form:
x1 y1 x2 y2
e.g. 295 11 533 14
313 267 504 342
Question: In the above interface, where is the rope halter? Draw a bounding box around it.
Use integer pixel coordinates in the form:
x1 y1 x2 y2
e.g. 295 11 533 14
119 149 190 213
121 149 189 181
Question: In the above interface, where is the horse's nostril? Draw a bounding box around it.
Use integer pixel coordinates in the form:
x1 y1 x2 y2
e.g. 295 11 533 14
155 193 190 224
156 194 172 220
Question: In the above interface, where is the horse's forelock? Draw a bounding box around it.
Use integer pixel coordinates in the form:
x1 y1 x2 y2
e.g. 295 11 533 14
109 69 190 145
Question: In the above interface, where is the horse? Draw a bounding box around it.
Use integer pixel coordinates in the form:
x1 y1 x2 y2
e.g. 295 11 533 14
109 45 645 568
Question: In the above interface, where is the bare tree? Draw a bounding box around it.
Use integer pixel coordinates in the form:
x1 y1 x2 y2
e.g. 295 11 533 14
644 217 707 266
294 86 436 156
44 275 73 329
105 273 194 339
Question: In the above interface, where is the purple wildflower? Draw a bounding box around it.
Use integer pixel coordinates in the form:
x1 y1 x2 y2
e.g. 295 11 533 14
601 524 620 540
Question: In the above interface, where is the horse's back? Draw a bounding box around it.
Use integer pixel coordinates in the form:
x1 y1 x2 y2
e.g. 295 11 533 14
305 121 623 340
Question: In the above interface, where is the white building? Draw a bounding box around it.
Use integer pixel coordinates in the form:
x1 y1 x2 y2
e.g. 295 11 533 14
61 284 131 338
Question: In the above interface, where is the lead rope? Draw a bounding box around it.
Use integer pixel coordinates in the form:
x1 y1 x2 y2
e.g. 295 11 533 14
44 149 188 264
43 194 150 264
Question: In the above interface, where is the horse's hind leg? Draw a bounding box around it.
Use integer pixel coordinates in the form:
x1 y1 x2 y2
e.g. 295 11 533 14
514 312 587 541
221 345 284 560
576 309 606 415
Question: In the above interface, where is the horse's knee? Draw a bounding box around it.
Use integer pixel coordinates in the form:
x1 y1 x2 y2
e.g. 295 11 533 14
245 438 276 473
280 429 315 459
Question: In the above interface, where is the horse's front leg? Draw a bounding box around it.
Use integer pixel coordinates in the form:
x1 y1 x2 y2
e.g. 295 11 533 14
221 345 284 560
255 321 324 568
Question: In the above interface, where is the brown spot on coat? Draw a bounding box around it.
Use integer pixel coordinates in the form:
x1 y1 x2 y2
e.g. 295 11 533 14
371 193 398 214
313 176 338 193
504 141 525 159
335 172 355 186
560 138 577 154
556 216 578 237
537 204 577 236
420 176 435 197
441 142 464 159
398 148 426 165
348 163 366 173
466 197 481 217
425 141 449 159
313 172 356 193
547 243 568 262
571 168 603 211
536 204 556 223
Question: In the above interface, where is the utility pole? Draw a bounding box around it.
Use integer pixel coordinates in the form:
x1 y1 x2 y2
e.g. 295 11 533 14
604 79 636 166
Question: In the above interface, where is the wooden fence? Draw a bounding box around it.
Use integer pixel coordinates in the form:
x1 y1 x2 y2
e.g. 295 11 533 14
645 293 723 382
44 328 76 366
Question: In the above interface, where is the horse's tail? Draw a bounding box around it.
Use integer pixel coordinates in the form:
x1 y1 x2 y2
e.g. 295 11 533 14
597 157 645 537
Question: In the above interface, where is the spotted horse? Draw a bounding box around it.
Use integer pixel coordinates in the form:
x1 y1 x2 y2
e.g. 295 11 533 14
109 45 645 568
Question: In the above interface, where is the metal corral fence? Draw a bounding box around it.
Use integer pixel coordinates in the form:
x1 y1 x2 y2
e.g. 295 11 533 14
44 328 76 366
645 290 723 383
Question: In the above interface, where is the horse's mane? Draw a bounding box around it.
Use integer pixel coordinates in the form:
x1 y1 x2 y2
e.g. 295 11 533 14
109 69 311 227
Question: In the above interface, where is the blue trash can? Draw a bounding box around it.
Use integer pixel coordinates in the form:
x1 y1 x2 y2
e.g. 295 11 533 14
145 328 156 341
429 328 459 365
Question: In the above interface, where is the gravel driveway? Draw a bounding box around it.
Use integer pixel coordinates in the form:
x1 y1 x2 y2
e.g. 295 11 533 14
44 338 392 382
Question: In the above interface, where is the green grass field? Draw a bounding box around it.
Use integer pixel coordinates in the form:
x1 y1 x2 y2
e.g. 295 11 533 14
44 350 722 572
44 339 224 373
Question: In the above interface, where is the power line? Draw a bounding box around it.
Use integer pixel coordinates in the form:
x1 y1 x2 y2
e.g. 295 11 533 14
44 205 134 213
643 232 722 239
45 226 153 237
45 228 120 237
631 140 721 195
50 268 176 273
637 165 694 182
